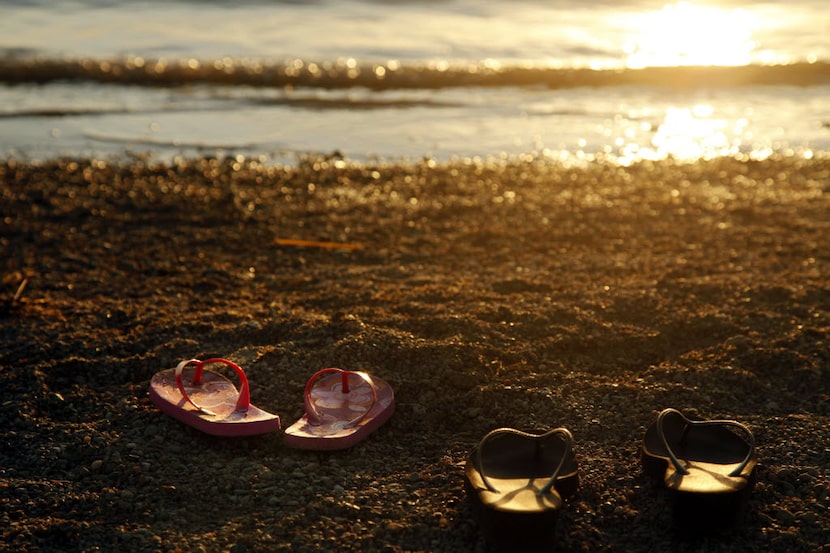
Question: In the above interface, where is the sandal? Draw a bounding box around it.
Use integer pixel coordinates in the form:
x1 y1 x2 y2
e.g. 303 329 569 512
464 427 578 551
641 408 757 531
149 358 281 436
283 368 394 450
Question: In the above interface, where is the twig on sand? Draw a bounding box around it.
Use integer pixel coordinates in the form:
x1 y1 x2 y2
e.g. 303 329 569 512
1 276 29 315
12 278 28 304
274 238 363 251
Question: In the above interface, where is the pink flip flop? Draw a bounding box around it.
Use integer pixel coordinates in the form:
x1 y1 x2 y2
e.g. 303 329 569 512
149 358 281 436
283 368 395 450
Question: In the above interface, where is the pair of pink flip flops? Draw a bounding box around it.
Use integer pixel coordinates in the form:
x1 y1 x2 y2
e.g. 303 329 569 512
148 358 394 450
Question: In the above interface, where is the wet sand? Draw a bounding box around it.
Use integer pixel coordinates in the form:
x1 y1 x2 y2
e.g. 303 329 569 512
1 154 828 552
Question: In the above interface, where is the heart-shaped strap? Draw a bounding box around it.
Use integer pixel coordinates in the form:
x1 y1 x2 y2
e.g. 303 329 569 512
303 368 378 427
656 408 755 477
174 358 251 415
476 427 574 495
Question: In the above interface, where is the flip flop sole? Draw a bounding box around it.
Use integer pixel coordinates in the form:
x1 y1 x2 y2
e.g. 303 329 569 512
641 409 757 532
466 487 561 553
641 451 757 531
464 428 578 552
669 474 757 533
149 368 280 436
464 465 580 506
283 373 394 450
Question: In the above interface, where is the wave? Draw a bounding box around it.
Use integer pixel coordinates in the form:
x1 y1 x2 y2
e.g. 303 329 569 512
83 129 286 150
0 96 458 119
1 54 829 91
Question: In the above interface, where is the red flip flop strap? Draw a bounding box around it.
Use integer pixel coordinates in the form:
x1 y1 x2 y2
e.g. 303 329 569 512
201 358 251 411
175 357 251 414
303 368 378 426
175 358 207 413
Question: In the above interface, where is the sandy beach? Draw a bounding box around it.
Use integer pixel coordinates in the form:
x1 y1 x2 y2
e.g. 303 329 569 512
1 154 828 552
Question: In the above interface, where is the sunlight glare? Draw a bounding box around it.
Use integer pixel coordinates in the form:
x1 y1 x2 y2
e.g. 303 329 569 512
624 2 757 68
612 103 750 165
652 106 733 159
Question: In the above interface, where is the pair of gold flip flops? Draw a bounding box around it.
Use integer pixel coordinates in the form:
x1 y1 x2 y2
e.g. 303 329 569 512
465 408 756 551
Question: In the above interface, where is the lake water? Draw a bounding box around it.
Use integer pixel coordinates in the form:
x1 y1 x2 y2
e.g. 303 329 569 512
1 0 829 164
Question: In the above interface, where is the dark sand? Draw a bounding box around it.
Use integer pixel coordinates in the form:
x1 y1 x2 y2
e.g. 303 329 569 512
1 155 828 552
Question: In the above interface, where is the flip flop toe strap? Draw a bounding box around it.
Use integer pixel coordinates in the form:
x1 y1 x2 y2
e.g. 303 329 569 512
657 408 755 477
175 358 251 415
476 427 574 495
303 368 379 427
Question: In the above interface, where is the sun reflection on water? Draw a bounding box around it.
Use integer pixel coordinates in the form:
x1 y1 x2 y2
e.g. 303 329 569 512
648 105 739 160
609 103 753 165
623 2 758 68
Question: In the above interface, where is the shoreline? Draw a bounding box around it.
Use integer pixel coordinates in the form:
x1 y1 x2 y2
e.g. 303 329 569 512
2 154 828 552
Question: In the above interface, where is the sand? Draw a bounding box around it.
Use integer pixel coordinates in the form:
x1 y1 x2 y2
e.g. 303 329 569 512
1 154 828 552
